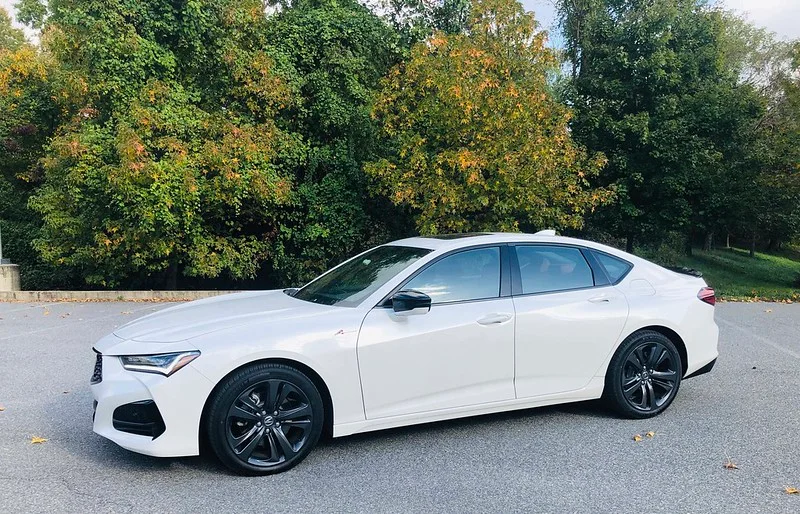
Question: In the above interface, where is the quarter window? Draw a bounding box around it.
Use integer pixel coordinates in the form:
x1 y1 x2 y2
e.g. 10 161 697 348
515 246 594 294
403 247 501 304
593 251 633 283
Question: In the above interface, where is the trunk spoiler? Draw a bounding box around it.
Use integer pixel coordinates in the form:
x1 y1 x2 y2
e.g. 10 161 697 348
666 266 703 278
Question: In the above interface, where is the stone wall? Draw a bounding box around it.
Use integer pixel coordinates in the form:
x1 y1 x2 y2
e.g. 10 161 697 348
0 265 21 291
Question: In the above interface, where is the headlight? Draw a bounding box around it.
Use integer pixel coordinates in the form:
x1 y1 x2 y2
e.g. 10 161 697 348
120 351 200 377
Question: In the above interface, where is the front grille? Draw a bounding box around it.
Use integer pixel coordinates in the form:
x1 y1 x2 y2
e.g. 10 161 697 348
90 351 103 384
113 400 166 439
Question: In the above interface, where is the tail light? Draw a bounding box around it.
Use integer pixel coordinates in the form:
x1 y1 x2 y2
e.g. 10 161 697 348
698 287 715 306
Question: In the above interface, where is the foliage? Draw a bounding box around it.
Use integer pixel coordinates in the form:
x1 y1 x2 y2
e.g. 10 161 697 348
9 0 413 288
367 0 609 235
260 0 409 284
0 18 82 288
558 0 763 251
14 0 47 30
0 7 25 50
26 0 304 288
374 0 472 47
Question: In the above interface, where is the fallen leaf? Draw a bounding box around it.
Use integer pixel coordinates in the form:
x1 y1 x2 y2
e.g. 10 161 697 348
765 309 773 313
30 436 48 444
62 391 70 394
633 434 643 442
0 405 5 411
785 487 799 495
723 458 739 470
43 310 50 316
121 311 132 315
646 431 656 438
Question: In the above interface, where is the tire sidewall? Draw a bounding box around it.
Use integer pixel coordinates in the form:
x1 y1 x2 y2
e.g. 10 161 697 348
206 363 324 475
605 331 682 419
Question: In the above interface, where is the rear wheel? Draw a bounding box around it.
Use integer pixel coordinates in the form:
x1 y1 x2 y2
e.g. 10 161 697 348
206 363 324 475
605 330 682 418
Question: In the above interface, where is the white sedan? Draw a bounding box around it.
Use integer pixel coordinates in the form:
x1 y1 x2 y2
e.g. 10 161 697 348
91 232 718 475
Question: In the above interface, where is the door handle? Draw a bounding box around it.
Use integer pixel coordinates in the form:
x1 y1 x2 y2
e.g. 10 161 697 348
476 313 513 325
588 296 611 303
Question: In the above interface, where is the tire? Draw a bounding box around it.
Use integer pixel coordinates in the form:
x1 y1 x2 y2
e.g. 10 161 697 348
206 362 324 475
604 330 683 419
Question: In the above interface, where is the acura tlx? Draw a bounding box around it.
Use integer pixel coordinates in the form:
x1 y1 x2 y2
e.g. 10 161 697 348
91 231 718 475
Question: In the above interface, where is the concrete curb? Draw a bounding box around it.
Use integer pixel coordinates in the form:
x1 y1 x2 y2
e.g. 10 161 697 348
0 290 240 302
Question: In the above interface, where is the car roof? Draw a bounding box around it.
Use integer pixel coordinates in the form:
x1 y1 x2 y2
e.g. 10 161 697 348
387 232 612 253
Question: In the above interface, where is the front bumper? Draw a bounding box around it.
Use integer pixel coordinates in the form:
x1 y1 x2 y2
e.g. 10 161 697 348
91 353 214 457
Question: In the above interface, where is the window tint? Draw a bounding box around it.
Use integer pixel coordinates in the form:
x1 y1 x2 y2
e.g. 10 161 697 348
294 245 431 307
593 251 632 283
515 245 594 294
403 247 500 304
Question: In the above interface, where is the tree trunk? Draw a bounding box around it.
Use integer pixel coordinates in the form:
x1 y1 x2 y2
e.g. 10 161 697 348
166 260 178 290
703 232 713 252
725 233 730 249
750 231 756 258
766 237 780 251
626 233 634 253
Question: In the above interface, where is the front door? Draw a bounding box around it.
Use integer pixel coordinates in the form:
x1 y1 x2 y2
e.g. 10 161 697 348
357 246 516 419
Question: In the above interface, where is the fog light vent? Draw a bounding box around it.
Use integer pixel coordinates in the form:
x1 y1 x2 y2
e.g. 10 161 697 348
112 400 166 439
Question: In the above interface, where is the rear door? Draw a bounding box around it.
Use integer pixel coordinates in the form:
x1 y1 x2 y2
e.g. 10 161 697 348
511 245 630 398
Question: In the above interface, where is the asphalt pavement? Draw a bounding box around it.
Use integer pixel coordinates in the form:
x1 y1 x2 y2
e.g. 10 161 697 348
0 300 799 513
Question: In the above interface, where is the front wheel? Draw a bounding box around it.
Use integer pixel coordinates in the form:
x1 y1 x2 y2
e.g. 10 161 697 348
604 330 682 419
206 363 324 475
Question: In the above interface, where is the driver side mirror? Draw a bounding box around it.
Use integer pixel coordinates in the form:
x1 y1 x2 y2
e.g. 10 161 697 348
391 290 432 316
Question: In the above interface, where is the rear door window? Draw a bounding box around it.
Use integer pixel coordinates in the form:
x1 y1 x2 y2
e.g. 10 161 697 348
514 246 594 295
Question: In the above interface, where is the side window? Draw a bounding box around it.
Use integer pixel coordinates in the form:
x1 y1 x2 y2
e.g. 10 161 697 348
515 245 594 294
593 251 633 283
403 247 501 304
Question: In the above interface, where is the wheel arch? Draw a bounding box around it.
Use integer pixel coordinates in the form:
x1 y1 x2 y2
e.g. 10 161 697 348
633 325 688 377
199 357 335 451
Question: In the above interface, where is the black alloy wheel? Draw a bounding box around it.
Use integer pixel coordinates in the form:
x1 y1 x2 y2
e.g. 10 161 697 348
207 363 324 475
605 330 682 418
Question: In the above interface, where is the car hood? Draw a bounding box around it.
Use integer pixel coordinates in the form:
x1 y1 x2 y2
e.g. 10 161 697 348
112 290 337 343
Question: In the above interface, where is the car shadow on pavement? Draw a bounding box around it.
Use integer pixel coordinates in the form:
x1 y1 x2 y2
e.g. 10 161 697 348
53 392 611 476
321 399 612 449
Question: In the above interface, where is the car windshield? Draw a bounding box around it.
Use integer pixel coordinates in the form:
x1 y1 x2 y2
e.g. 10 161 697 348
291 245 431 307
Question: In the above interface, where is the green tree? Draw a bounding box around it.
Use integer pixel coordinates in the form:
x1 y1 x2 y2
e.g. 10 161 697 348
367 0 608 235
0 7 25 50
559 0 762 252
27 0 305 288
18 0 413 289
748 42 800 250
0 12 81 287
377 0 472 46
260 0 409 284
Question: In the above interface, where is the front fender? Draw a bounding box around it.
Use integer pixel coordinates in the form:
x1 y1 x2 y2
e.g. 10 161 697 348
188 315 367 428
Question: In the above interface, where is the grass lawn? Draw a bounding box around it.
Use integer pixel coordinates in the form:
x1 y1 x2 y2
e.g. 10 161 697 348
672 247 800 301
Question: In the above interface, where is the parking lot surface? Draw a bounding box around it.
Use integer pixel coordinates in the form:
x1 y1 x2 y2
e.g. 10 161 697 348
1 300 799 513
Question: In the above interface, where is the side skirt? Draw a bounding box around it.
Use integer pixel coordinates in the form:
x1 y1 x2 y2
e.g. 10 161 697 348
333 377 605 438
